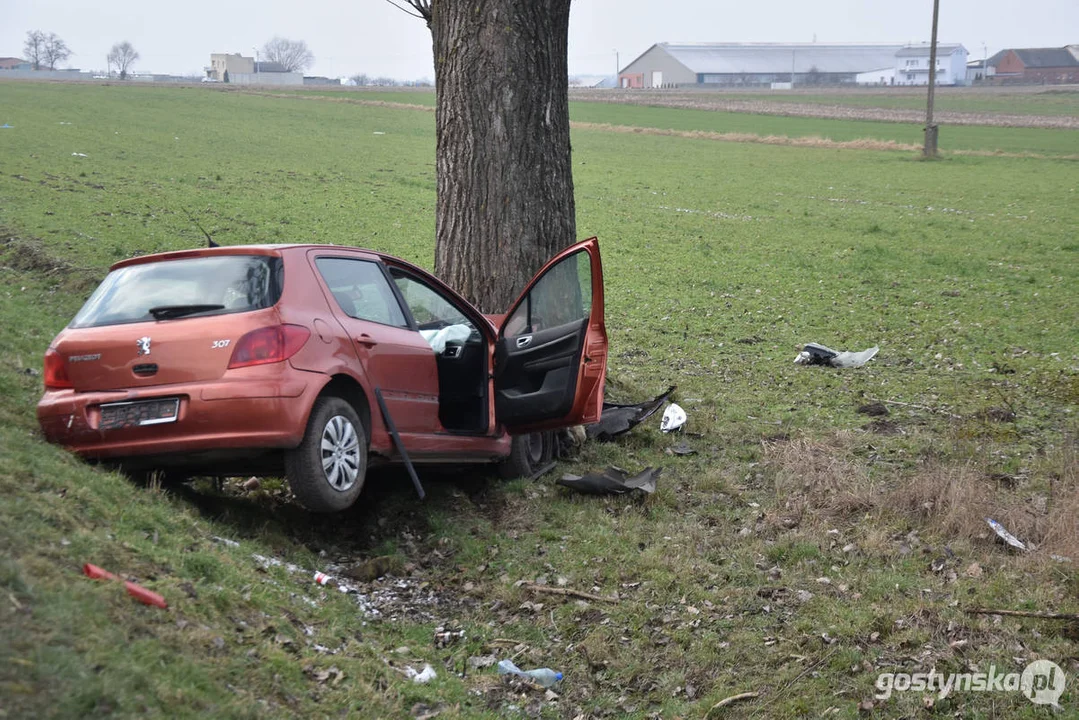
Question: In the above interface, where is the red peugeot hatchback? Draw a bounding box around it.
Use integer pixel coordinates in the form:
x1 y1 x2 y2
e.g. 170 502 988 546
38 239 607 512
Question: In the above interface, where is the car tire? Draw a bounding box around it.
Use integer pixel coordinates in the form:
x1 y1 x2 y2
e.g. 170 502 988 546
286 396 367 513
498 431 553 480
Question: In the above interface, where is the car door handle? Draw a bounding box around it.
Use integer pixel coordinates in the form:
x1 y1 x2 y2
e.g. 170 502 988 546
516 335 532 349
355 334 378 347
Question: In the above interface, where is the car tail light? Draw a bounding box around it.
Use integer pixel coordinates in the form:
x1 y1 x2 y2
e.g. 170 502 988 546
228 325 310 369
44 348 73 390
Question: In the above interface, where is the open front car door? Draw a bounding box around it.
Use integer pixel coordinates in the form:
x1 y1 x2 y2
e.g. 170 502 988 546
494 237 607 434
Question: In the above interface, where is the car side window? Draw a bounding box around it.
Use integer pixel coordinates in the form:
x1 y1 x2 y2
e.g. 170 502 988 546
390 269 476 334
314 257 408 328
504 249 592 336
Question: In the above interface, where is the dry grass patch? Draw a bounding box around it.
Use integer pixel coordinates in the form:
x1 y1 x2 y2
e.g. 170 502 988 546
764 432 1079 558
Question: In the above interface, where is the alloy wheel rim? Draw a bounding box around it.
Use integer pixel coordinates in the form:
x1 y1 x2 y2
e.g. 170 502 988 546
320 415 360 492
526 432 544 465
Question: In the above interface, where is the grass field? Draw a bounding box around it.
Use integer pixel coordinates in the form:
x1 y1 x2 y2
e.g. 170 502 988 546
729 88 1079 117
250 86 1079 156
1 80 1077 719
263 85 1079 118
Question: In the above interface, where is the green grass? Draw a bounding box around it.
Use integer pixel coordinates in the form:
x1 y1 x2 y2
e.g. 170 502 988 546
1 80 1077 718
672 88 1079 117
241 86 1079 155
568 102 1079 156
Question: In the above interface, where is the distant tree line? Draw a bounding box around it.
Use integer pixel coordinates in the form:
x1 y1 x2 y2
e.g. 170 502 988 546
349 74 432 87
23 30 71 70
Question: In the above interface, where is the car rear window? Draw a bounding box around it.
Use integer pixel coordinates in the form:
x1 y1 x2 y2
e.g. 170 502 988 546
70 255 283 328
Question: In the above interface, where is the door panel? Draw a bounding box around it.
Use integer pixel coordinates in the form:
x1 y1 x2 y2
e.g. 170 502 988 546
494 318 587 425
496 238 607 433
311 255 441 434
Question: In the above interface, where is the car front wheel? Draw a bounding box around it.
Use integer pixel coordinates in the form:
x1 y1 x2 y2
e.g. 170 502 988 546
286 396 367 513
498 431 553 479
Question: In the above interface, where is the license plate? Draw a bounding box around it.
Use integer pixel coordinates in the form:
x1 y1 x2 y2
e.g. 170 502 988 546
99 398 180 430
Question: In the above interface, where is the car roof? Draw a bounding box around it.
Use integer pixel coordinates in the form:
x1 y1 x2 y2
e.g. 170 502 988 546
108 244 409 271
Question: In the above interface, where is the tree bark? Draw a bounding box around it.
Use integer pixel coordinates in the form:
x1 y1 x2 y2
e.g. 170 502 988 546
428 0 576 313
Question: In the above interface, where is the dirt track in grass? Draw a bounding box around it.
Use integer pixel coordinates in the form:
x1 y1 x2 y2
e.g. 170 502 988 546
570 89 1079 129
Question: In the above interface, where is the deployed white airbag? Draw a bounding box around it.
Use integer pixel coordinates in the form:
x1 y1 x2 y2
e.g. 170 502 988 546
419 324 472 354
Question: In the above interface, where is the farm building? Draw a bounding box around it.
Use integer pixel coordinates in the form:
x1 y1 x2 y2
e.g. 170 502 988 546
0 57 31 70
618 43 905 88
205 53 302 86
987 46 1079 84
892 44 968 86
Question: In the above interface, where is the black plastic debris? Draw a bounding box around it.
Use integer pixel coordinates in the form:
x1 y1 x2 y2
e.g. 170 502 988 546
557 466 661 496
667 441 696 456
794 343 878 369
586 385 676 442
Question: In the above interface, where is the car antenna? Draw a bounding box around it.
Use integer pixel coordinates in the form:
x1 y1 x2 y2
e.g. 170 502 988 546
181 207 219 248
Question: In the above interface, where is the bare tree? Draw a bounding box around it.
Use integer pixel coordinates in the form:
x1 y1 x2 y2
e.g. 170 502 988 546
41 32 71 70
23 31 46 70
392 0 576 312
107 41 139 79
350 73 369 86
261 37 314 73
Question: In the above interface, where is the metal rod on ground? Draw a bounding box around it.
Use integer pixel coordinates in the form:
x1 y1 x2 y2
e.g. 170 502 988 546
923 0 941 157
374 387 425 500
965 608 1079 622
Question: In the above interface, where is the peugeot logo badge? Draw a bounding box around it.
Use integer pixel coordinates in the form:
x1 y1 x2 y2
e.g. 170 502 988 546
136 336 152 356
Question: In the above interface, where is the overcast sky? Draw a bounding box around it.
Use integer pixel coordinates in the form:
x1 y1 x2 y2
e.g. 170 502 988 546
2 0 1077 79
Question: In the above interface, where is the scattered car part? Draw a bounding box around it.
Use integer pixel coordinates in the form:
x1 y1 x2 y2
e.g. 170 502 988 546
375 387 425 501
794 342 879 368
660 403 687 433
83 563 168 608
557 466 661 496
668 441 696 456
585 385 676 441
986 517 1028 551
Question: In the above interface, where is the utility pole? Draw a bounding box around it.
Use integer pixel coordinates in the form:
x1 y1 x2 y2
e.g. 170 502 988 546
923 0 941 157
614 48 619 88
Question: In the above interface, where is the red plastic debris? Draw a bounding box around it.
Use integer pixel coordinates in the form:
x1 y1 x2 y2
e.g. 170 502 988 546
82 563 168 609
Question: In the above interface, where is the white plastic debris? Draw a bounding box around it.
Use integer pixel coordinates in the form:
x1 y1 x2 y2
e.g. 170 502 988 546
794 342 879 369
660 403 687 433
406 664 437 683
986 517 1028 551
71 152 88 157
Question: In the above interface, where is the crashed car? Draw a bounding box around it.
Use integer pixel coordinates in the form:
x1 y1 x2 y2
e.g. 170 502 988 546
37 239 607 512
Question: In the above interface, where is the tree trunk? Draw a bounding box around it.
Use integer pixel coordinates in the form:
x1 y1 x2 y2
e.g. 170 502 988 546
428 0 576 313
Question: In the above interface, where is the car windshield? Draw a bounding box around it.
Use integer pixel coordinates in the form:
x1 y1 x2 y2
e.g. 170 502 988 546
70 255 283 328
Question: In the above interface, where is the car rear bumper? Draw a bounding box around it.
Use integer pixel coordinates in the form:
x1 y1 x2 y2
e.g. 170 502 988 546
37 368 319 459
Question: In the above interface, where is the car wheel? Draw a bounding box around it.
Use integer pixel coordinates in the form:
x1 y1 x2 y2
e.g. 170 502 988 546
498 431 553 479
286 396 367 513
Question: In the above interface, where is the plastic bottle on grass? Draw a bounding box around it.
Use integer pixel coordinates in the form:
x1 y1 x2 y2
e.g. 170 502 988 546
497 659 563 688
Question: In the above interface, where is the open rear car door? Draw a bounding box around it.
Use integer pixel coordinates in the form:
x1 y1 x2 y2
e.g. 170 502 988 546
494 237 607 434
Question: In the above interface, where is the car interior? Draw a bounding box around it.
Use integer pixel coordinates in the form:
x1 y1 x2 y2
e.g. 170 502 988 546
388 268 489 434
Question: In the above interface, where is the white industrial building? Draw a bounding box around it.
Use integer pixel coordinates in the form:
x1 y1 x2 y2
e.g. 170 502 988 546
618 42 970 88
618 43 906 88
